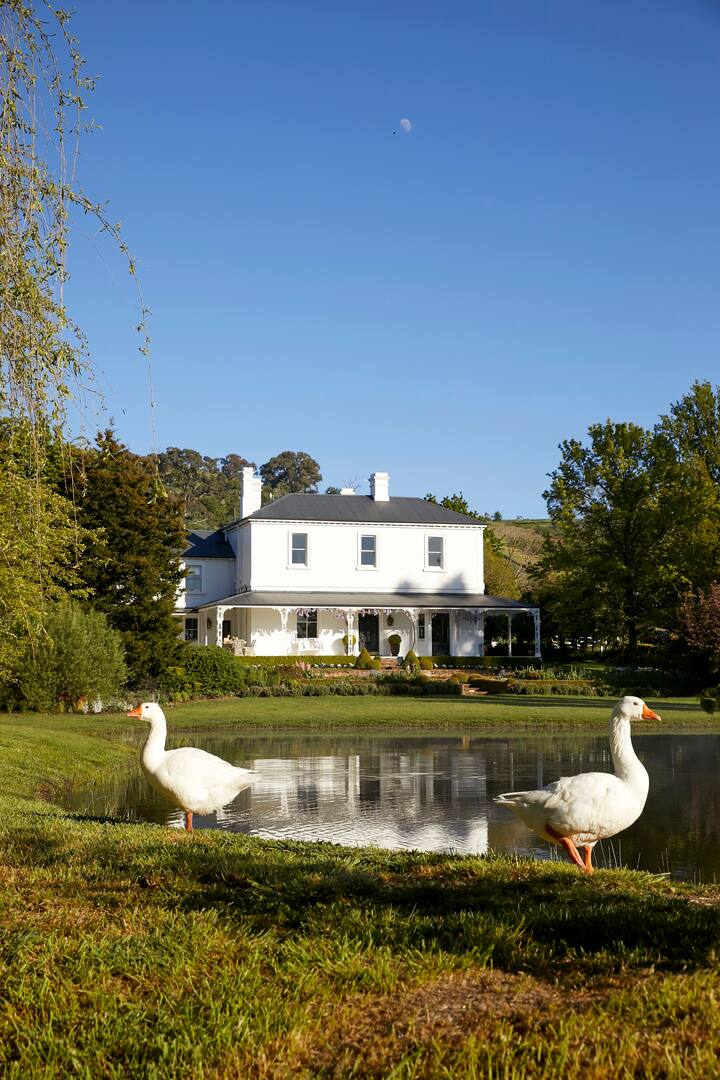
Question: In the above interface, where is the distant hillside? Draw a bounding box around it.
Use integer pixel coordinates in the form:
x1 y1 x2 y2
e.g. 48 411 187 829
491 519 552 591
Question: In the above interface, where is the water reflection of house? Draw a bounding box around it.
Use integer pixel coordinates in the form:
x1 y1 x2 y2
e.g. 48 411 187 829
216 742 491 854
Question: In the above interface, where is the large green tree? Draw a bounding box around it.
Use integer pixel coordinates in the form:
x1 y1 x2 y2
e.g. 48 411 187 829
534 421 682 656
155 447 254 528
260 451 322 500
655 381 720 590
66 431 186 685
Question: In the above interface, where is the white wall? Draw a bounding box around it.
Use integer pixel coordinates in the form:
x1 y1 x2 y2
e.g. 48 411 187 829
237 523 251 590
176 558 234 609
246 520 485 594
241 609 482 657
248 608 348 656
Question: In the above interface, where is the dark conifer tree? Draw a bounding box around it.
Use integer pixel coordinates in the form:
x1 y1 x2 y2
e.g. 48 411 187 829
68 430 186 685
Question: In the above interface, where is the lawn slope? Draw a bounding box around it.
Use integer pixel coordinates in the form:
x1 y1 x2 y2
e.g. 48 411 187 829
1 699 719 1078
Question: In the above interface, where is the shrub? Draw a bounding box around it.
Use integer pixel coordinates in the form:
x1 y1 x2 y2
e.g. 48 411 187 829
508 678 596 696
236 654 357 668
388 633 402 646
430 656 541 670
379 673 463 696
403 649 421 673
232 679 383 699
700 690 719 715
468 675 509 693
6 602 127 711
161 645 253 697
419 656 434 671
355 648 380 671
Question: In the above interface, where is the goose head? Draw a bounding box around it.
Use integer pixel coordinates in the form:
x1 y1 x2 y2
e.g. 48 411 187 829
614 695 661 722
127 702 166 725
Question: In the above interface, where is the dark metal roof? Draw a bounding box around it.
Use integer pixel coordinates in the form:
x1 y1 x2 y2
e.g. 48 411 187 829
182 530 235 559
244 494 484 526
200 590 534 611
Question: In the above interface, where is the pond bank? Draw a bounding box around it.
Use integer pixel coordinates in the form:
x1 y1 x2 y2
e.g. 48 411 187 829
129 692 709 732
2 700 720 1077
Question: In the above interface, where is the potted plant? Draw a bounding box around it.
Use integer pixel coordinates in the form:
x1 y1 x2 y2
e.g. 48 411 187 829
341 633 357 655
387 632 402 657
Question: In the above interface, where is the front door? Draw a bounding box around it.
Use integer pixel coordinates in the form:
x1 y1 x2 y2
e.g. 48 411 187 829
358 613 379 653
431 613 450 656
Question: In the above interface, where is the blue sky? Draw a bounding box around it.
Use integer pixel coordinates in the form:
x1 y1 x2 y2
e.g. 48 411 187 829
65 0 720 516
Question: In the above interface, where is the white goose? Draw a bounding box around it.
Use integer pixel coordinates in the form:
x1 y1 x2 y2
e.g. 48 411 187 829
494 695 660 873
128 702 258 831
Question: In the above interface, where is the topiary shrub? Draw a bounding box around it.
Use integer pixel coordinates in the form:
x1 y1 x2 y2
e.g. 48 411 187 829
700 689 720 715
355 647 380 670
403 649 421 673
6 602 127 711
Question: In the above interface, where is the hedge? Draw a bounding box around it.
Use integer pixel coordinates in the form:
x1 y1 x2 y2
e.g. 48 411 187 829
468 675 510 693
430 656 541 670
234 655 357 668
509 678 599 696
379 674 463 697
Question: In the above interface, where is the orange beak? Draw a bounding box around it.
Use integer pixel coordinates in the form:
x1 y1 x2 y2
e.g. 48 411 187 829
127 706 142 718
641 704 661 720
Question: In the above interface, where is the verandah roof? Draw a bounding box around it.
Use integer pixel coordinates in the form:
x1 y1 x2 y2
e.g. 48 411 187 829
196 590 536 611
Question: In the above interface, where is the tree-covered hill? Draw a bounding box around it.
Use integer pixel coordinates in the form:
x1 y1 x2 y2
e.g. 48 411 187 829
151 448 324 529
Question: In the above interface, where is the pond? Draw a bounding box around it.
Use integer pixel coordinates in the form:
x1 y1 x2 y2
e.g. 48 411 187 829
60 728 720 882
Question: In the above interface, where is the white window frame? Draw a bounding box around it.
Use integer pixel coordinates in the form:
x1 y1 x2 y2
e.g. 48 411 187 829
296 610 318 639
185 564 203 593
425 535 445 571
288 530 310 568
357 533 378 570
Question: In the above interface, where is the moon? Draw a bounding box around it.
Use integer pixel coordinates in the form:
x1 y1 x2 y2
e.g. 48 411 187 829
399 118 412 133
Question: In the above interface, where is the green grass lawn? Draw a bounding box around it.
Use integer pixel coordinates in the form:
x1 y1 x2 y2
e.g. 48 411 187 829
142 692 708 731
2 696 720 1078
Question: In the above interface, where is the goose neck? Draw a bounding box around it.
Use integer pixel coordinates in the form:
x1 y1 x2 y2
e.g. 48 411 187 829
609 714 646 787
142 716 167 767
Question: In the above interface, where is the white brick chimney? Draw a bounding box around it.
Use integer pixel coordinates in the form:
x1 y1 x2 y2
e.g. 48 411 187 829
369 471 390 502
239 466 262 518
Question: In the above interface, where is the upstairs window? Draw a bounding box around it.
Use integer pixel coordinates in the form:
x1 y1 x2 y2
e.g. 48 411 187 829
297 610 318 638
291 533 308 565
185 564 203 593
427 536 444 569
360 534 377 567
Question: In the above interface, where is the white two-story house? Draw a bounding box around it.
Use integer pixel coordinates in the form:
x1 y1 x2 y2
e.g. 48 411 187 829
175 470 541 658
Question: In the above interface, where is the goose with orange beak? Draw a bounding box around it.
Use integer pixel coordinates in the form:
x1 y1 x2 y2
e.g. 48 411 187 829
494 696 661 873
127 702 258 831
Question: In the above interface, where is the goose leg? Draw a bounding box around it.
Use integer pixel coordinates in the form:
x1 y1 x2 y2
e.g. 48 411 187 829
583 846 594 874
185 811 193 832
546 824 585 870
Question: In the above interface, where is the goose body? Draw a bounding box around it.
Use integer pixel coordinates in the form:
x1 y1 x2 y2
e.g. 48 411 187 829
128 703 258 830
494 696 660 872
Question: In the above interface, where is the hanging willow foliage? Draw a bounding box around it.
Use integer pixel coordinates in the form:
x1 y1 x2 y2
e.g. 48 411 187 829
0 2 148 679
2 2 90 426
1 1 149 425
